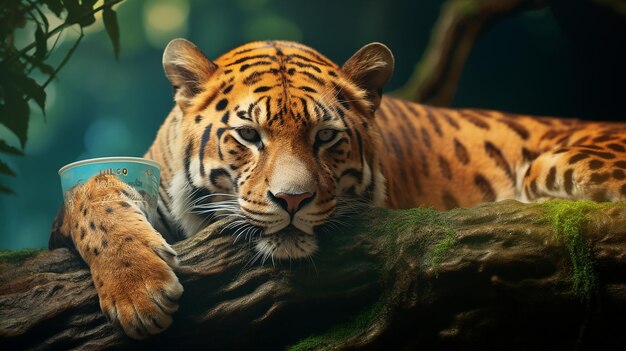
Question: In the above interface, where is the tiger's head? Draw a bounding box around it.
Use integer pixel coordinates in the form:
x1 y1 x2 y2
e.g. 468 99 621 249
163 39 393 260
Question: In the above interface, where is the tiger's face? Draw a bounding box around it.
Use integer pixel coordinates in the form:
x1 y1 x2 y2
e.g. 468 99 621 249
163 40 393 260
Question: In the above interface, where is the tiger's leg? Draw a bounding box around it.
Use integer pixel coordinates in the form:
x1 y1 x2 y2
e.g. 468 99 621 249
56 174 183 339
520 144 626 202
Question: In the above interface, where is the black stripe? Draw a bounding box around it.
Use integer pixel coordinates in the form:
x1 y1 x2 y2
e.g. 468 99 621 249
386 101 415 150
299 70 326 85
254 86 272 93
564 169 574 194
225 54 275 67
454 138 470 165
199 123 213 177
216 127 227 139
355 129 364 166
546 166 557 190
312 100 330 121
498 118 530 140
460 111 490 130
184 142 194 185
339 168 364 183
216 128 227 160
299 86 317 93
421 128 432 149
439 110 460 130
388 99 410 120
522 147 540 162
231 47 256 56
438 155 452 179
579 149 616 160
390 137 404 161
286 46 334 66
264 96 272 123
474 174 497 201
221 111 230 124
424 107 443 136
289 61 322 72
300 97 311 121
484 141 515 184
285 53 331 67
240 61 273 72
336 90 351 111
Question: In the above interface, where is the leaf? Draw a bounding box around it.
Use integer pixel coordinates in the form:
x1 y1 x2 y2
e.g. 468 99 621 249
37 62 55 75
78 0 98 27
83 0 98 8
102 6 120 59
63 0 95 27
64 0 81 20
15 75 46 113
0 159 17 177
0 184 15 195
0 141 23 156
34 26 47 60
43 0 65 17
0 92 30 148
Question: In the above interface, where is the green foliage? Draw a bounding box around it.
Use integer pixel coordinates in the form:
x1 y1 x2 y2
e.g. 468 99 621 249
0 0 124 194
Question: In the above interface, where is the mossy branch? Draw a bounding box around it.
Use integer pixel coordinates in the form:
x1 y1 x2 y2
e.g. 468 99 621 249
2 200 626 350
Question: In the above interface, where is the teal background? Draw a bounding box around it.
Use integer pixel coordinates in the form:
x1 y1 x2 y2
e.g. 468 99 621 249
1 0 624 249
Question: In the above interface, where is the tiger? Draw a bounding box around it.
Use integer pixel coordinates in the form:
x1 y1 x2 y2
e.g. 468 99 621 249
50 39 626 339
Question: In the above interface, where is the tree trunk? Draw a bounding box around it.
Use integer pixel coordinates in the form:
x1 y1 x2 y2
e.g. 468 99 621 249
1 200 626 350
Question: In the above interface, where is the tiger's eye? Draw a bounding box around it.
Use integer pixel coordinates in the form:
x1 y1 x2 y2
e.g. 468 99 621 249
238 128 260 143
317 129 337 143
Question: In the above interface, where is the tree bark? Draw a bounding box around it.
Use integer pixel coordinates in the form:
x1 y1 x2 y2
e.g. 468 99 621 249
1 200 626 350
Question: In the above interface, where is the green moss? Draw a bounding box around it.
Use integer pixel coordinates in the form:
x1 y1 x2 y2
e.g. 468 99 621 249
287 299 384 351
0 248 44 264
429 227 457 273
386 207 458 269
378 207 433 247
538 200 604 299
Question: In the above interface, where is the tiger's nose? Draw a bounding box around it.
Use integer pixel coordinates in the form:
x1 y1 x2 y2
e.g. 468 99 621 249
268 191 315 214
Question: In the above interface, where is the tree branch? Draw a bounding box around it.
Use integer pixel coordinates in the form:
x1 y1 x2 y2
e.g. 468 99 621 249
1 200 626 350
392 0 548 106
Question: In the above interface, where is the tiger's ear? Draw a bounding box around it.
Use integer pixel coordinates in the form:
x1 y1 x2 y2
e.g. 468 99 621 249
342 42 394 112
163 38 217 105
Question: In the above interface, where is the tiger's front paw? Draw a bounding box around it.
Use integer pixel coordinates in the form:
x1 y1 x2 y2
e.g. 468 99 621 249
92 238 184 339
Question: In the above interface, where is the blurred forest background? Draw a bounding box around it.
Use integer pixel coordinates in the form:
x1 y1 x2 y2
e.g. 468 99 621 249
1 0 624 249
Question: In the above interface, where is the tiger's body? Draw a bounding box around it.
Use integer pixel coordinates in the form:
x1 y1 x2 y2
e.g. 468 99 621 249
53 40 626 339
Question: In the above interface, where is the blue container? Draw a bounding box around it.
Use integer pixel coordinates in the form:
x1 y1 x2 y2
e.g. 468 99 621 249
59 157 161 222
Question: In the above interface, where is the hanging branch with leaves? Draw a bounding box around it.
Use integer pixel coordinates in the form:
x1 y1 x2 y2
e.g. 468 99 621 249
0 0 123 194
